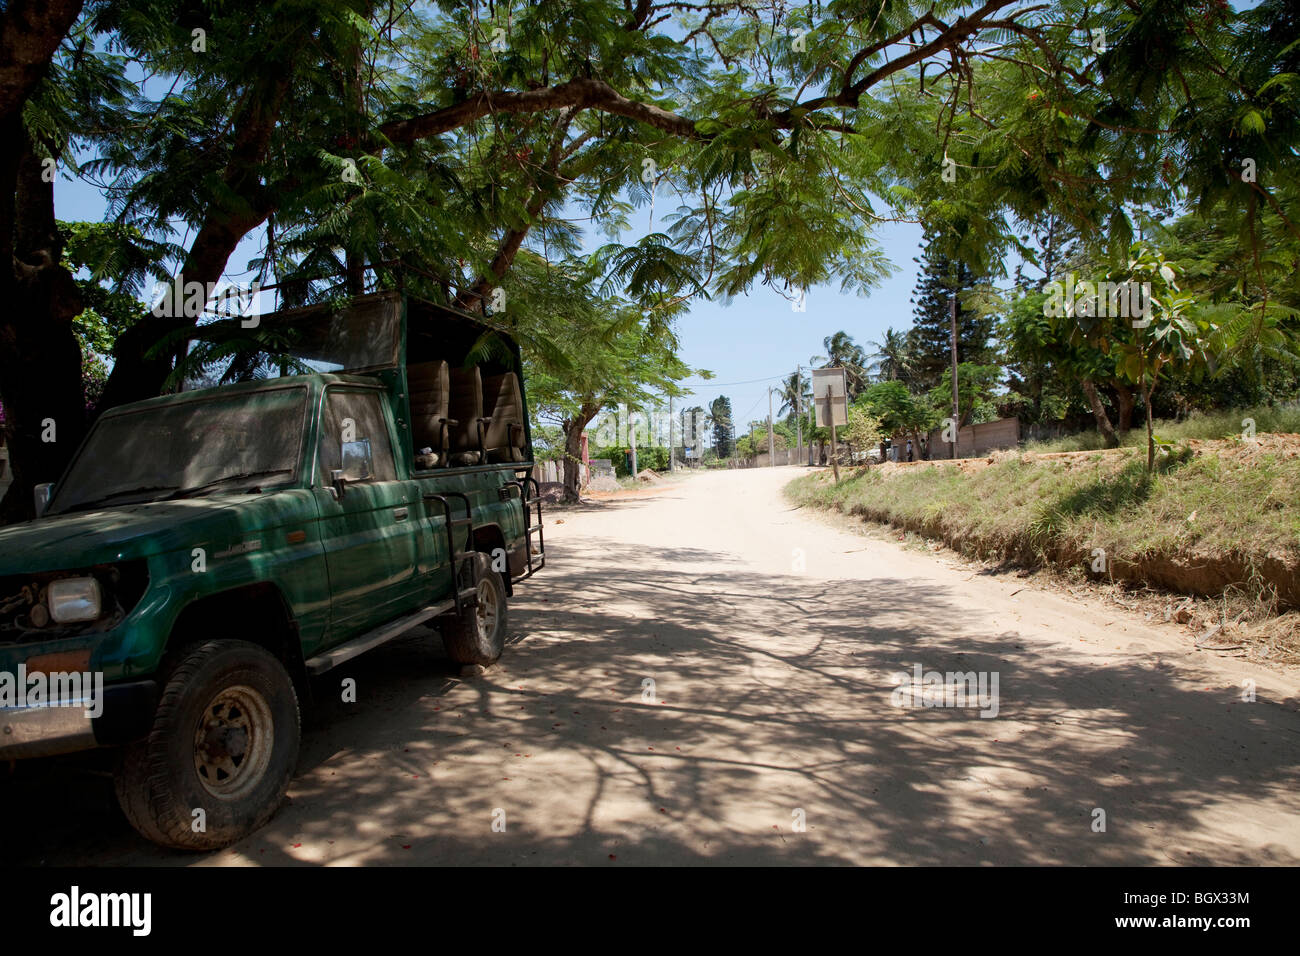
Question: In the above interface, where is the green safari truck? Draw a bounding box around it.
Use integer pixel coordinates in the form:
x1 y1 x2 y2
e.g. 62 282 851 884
0 291 546 849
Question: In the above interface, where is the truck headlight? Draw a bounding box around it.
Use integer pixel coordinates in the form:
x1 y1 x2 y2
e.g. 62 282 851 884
47 577 103 623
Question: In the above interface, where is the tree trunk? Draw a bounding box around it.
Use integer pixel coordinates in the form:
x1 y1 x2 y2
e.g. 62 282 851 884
0 3 89 523
1080 379 1119 448
1114 382 1135 433
0 0 85 123
561 421 584 503
1143 378 1155 472
0 120 86 524
95 207 272 412
560 402 600 503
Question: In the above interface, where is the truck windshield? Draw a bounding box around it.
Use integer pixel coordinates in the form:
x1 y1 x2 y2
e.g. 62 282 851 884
49 386 309 514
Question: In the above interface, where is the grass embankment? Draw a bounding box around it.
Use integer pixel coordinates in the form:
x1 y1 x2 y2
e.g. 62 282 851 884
786 417 1300 616
1022 405 1300 453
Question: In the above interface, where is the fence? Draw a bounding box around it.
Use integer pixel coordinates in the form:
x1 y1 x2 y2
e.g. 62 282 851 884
1021 421 1073 444
530 460 563 484
924 416 1021 458
731 447 812 468
529 460 606 487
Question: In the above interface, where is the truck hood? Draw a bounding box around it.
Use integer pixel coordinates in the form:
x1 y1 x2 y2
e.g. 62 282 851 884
0 493 316 575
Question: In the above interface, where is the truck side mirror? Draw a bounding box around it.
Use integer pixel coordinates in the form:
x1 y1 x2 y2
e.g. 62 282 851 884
33 483 53 518
330 469 347 500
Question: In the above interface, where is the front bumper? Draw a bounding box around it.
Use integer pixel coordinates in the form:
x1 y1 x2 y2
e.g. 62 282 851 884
0 680 158 759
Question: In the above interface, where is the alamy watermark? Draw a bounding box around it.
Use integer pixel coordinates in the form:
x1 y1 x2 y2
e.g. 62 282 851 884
1043 273 1151 327
0 665 104 718
150 278 261 327
889 664 1000 718
49 886 151 936
590 404 709 449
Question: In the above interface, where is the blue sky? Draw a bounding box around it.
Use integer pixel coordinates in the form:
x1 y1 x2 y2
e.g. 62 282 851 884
667 219 926 431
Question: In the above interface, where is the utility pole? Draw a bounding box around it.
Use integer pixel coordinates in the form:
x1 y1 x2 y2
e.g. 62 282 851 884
668 394 675 472
629 404 639 476
825 381 840 483
767 387 776 465
794 364 803 467
949 292 960 460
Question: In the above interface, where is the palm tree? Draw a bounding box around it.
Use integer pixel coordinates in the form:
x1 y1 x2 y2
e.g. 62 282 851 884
776 371 810 417
868 327 915 384
810 331 869 400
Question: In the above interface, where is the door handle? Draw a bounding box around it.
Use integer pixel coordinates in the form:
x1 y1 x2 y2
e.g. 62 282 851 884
394 507 408 521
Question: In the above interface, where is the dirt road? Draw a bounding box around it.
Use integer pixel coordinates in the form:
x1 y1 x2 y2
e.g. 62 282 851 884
7 467 1300 865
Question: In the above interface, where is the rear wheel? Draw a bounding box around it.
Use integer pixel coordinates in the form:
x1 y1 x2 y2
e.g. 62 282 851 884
440 552 508 665
114 640 300 850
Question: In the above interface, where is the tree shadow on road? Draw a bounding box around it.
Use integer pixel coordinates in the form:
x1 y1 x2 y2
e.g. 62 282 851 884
5 526 1299 866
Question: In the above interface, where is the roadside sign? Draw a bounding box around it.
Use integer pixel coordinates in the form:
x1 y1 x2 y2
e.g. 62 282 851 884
811 367 848 427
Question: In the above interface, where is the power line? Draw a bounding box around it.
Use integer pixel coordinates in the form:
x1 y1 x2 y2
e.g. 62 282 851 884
737 390 767 425
678 372 792 389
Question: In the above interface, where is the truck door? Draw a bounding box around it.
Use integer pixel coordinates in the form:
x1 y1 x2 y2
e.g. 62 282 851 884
313 386 423 641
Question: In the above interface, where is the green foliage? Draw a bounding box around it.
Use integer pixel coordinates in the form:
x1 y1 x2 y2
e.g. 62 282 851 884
776 371 809 417
519 253 698 435
998 285 1098 425
734 422 788 458
591 445 669 477
926 363 1004 427
58 220 169 356
81 353 109 411
858 380 940 439
843 406 883 450
1025 405 1300 453
1064 243 1211 468
867 327 917 386
15 0 1300 459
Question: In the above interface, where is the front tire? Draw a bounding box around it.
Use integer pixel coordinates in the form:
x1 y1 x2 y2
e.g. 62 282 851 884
440 552 508 665
114 640 300 850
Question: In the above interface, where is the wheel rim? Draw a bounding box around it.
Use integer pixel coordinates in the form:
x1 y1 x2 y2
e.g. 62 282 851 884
475 575 500 643
193 685 275 800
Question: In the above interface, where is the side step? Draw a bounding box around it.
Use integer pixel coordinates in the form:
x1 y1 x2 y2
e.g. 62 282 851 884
304 599 456 675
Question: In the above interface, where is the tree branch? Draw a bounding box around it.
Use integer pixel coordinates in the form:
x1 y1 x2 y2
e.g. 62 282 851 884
380 77 701 145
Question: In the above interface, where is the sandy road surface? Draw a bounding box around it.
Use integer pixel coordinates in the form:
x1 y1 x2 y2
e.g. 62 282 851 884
5 467 1300 865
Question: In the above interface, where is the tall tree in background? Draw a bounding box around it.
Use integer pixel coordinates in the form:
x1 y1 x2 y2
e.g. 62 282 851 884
707 396 733 458
908 239 994 390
